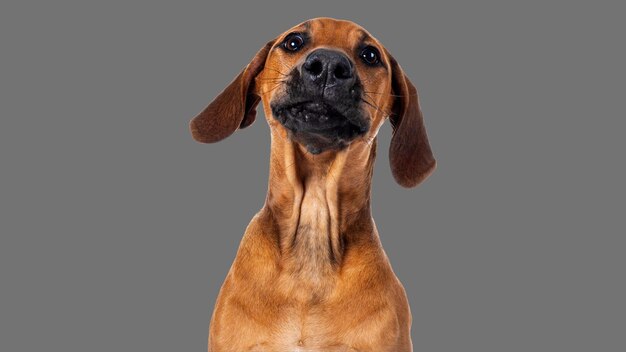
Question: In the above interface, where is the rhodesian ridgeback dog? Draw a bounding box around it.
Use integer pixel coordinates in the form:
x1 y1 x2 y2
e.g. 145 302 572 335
190 17 435 352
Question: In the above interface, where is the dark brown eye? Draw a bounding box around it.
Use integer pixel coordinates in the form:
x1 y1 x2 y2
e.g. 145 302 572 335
283 33 305 52
360 46 380 66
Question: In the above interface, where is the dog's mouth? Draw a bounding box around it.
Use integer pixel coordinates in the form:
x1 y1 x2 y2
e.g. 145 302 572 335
276 101 365 131
271 100 369 154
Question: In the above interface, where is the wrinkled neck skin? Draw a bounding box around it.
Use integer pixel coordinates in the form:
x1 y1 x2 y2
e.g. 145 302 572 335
263 123 378 288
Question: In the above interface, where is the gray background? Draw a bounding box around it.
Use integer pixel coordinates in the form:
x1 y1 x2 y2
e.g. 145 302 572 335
1 1 625 351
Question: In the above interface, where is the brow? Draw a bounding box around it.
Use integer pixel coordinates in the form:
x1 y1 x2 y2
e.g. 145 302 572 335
355 29 371 44
274 22 310 45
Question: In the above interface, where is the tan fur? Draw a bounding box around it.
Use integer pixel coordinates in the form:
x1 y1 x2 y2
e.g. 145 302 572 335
190 18 436 352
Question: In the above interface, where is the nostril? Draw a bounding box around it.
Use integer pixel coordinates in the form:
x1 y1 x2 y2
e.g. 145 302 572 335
305 59 324 76
333 64 353 80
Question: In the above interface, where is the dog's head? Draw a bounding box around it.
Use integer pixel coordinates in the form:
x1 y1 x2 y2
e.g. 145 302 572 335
190 18 435 187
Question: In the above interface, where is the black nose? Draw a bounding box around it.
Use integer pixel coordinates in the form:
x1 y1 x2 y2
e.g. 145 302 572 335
302 49 355 89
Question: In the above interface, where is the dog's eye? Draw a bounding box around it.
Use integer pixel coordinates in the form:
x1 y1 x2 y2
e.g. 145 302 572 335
283 33 305 52
360 46 381 66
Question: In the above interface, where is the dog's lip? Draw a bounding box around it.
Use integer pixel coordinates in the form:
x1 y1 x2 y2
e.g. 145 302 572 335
276 100 352 123
284 101 349 130
272 98 370 135
283 100 346 115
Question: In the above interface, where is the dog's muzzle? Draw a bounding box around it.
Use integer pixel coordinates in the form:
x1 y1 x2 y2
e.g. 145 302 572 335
271 49 370 154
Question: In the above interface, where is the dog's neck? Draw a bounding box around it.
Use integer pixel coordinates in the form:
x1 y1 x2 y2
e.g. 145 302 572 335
263 128 377 284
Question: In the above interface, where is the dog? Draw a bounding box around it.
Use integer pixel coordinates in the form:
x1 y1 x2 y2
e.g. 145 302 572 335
190 17 435 352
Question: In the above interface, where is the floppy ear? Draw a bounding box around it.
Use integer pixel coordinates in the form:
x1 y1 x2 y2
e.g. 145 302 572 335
189 41 274 143
388 54 436 187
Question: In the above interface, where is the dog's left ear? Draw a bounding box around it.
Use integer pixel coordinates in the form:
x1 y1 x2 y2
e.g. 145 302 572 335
387 53 436 188
190 41 274 143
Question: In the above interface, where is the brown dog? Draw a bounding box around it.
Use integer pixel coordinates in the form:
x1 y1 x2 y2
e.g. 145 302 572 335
190 18 435 352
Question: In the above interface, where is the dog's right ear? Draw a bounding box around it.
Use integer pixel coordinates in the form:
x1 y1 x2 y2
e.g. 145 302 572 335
189 41 274 143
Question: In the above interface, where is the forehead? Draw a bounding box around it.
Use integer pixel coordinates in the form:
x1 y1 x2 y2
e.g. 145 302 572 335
281 18 380 49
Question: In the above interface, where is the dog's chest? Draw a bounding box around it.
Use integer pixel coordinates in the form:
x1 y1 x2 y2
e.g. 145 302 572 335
238 304 402 351
249 309 357 351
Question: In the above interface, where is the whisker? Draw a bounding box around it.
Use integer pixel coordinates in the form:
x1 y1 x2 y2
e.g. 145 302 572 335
256 77 287 83
363 92 390 109
363 91 417 98
263 67 289 77
260 83 283 95
361 98 382 112
361 97 391 117
284 159 298 170
277 60 293 72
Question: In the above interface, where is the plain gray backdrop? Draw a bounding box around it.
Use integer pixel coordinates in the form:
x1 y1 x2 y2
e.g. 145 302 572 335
1 1 625 351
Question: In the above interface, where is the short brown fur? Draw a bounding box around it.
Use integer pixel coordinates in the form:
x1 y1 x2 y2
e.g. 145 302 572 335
190 18 435 352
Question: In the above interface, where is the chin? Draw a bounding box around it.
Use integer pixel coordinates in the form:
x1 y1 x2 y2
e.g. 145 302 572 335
271 99 370 154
